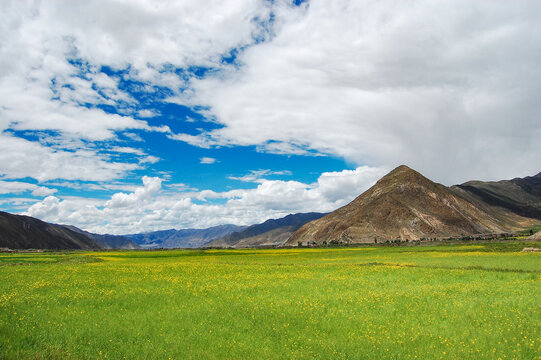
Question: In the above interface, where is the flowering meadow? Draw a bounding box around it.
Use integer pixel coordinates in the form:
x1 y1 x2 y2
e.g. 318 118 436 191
1 242 540 359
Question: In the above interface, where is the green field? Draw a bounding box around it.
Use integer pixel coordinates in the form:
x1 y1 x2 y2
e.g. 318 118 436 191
1 242 540 359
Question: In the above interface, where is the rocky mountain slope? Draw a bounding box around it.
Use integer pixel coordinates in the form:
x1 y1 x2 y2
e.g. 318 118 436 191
0 211 101 250
207 212 327 248
125 224 246 248
287 166 528 246
451 172 541 220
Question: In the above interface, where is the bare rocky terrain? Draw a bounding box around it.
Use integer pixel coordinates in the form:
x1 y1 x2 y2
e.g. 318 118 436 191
287 166 538 246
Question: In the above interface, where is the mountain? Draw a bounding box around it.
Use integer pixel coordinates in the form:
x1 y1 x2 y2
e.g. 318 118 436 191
63 226 140 249
0 211 100 250
528 231 541 241
451 172 541 220
207 212 327 248
125 224 246 248
287 165 528 246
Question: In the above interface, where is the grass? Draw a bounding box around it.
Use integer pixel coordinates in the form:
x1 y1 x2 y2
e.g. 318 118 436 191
0 242 540 359
517 225 541 237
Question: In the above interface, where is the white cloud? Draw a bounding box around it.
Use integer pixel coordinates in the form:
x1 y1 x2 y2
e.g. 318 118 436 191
105 176 162 208
315 166 388 204
167 132 218 149
109 147 146 156
0 134 139 182
24 166 386 234
25 196 62 220
0 0 272 183
0 180 56 197
0 181 38 195
200 157 217 164
107 147 160 165
137 109 158 118
229 169 292 183
185 0 541 184
31 187 58 197
4 0 541 234
139 155 160 165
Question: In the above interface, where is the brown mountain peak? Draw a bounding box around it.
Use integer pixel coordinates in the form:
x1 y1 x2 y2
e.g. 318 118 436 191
287 166 511 246
377 165 427 184
358 165 437 202
389 164 415 174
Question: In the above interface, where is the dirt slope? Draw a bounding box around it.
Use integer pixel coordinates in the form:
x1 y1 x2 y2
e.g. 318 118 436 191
287 166 515 245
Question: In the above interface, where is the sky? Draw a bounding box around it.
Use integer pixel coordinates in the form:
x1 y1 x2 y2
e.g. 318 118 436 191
0 0 540 234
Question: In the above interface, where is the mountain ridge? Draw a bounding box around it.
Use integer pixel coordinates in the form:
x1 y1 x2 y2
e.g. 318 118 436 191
0 211 101 250
286 165 531 246
63 225 140 249
207 212 327 248
124 224 246 248
2 166 540 250
451 172 541 220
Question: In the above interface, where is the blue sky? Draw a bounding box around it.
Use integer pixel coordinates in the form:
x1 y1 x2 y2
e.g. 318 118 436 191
1 0 540 234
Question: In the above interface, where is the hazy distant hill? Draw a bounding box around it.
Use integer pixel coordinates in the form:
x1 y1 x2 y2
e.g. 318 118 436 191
0 211 100 250
207 212 327 248
451 172 541 220
125 224 246 248
63 226 140 250
287 166 527 246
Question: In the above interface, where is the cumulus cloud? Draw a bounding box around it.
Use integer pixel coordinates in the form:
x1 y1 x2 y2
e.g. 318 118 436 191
315 166 389 204
25 196 62 220
25 167 386 234
105 176 162 208
186 0 541 184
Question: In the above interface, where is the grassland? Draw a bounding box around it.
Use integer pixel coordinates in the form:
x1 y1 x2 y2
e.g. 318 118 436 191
1 242 540 359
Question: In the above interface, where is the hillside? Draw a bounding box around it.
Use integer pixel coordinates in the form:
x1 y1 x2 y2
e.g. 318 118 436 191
63 226 140 249
207 212 327 248
287 166 521 246
451 172 541 220
125 224 246 248
0 211 100 250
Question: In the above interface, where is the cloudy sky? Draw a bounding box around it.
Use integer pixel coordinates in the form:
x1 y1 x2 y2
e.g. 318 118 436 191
1 0 540 234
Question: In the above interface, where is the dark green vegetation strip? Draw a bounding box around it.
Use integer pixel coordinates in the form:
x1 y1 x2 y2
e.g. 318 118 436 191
0 254 102 266
356 261 541 274
0 241 539 359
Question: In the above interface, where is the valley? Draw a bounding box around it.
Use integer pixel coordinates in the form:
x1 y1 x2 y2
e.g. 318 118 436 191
2 166 541 251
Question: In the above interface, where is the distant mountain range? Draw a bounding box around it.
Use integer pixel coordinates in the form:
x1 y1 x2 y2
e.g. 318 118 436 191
124 224 246 249
63 225 140 250
1 166 540 250
206 212 327 248
287 166 539 246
